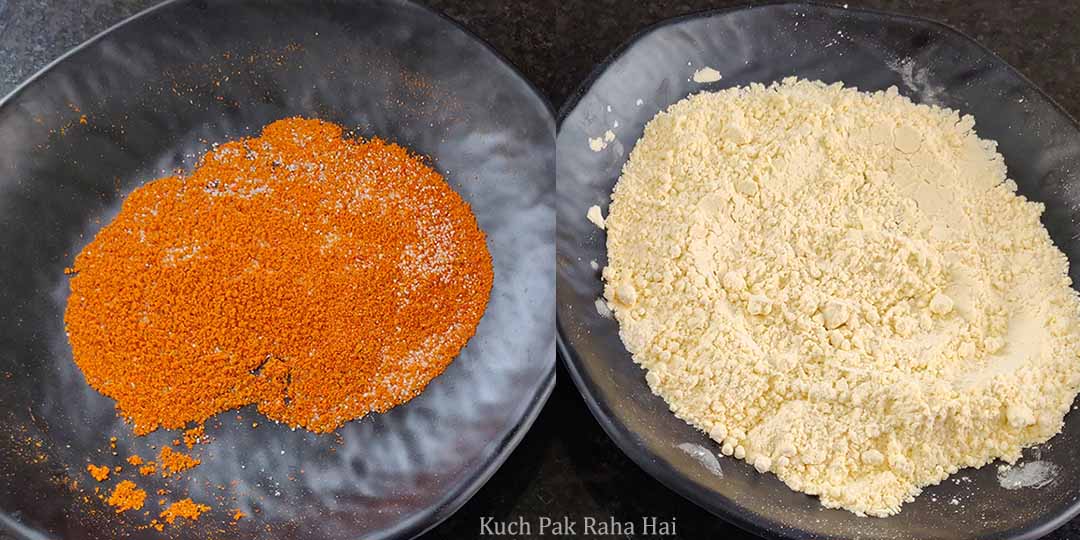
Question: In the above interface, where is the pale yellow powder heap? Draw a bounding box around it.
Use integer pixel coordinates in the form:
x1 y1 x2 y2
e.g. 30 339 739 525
601 77 1080 516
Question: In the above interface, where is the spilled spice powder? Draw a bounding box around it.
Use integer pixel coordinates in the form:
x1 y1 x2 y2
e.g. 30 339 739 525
86 464 110 482
126 455 143 466
160 498 210 524
182 425 205 448
64 117 493 434
138 462 157 476
107 481 146 513
158 446 200 477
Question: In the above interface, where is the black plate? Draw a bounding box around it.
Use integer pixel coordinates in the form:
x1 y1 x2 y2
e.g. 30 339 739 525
0 1 555 539
556 4 1080 540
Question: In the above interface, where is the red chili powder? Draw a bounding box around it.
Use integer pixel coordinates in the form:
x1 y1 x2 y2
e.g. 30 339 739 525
64 117 493 434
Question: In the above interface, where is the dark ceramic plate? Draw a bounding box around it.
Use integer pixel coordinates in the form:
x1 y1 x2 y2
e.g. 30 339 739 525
557 4 1080 540
0 1 554 539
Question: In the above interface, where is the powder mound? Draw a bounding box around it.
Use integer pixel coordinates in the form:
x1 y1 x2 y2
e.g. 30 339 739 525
603 78 1080 516
65 117 493 434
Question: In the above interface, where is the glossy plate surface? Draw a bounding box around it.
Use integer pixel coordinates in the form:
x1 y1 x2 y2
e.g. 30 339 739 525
557 4 1080 539
0 1 555 539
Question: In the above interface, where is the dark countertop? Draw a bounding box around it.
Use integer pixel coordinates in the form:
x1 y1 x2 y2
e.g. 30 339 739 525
3 1 1080 539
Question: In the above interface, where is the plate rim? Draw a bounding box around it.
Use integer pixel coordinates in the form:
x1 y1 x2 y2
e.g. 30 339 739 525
554 3 1080 540
555 0 1080 128
0 0 557 118
0 1 557 539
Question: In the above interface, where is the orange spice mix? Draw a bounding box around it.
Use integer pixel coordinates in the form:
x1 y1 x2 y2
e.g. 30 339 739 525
160 498 210 524
107 481 146 513
64 117 493 434
182 425 205 448
86 464 110 482
158 446 200 477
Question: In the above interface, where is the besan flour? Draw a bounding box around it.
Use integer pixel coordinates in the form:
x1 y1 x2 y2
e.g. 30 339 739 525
597 78 1080 516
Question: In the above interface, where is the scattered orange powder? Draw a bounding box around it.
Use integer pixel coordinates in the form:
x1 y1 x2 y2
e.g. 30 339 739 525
87 464 110 481
127 455 143 466
139 463 157 476
232 510 245 521
160 498 210 524
158 447 200 477
107 481 146 513
182 425 205 448
64 117 493 434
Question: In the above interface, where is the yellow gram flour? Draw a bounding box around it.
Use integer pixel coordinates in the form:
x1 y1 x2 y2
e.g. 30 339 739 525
599 78 1080 516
